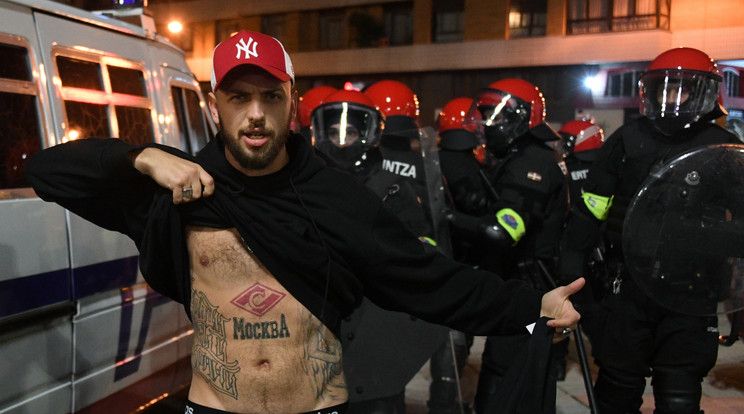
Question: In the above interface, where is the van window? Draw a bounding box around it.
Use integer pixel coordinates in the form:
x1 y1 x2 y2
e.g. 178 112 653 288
109 66 147 97
55 54 154 144
64 101 109 138
57 56 103 90
0 43 32 81
115 106 154 145
0 42 42 190
171 85 212 153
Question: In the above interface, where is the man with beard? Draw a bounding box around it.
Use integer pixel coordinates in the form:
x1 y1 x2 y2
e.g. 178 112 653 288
25 30 584 414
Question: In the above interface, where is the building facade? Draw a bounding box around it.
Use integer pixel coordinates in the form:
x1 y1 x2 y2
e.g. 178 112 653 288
143 0 744 136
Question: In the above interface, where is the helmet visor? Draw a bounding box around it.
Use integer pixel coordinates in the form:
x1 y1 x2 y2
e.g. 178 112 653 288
312 102 383 170
463 89 530 150
312 101 383 148
640 70 720 135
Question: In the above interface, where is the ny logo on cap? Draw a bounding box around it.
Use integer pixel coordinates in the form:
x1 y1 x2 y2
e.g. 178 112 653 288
235 37 259 60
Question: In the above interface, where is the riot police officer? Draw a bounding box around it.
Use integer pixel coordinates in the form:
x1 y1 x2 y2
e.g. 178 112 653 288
314 88 435 241
365 80 429 204
313 89 448 414
560 47 740 414
453 79 568 413
457 79 567 281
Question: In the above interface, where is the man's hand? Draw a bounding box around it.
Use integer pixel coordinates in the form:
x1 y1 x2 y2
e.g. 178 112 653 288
540 277 585 333
129 147 215 204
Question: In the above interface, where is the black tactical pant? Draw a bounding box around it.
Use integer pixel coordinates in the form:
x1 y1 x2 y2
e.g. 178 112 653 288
593 281 719 414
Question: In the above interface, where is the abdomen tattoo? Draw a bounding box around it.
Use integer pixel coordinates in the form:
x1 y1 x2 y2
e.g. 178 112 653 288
191 289 241 399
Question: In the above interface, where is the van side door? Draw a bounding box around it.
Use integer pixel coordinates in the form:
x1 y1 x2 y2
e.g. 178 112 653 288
32 10 191 413
0 3 75 414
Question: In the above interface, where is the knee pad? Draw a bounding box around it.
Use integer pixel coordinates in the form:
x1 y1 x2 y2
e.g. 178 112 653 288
594 370 645 414
652 369 703 414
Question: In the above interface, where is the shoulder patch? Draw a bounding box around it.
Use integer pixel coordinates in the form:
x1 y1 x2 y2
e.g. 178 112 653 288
527 171 542 182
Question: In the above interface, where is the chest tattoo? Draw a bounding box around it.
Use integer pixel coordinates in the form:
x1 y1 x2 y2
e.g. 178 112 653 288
231 282 287 316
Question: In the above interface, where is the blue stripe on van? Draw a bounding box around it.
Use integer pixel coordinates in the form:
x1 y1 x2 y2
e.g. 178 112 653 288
72 256 140 299
0 269 71 318
0 256 141 319
114 291 173 381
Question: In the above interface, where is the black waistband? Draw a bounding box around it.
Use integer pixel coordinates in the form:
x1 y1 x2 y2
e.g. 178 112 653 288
185 400 348 414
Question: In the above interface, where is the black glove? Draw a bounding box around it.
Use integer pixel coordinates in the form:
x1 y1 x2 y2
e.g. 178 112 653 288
446 211 512 249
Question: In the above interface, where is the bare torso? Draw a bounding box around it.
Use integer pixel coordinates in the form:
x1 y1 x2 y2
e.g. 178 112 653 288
186 226 347 413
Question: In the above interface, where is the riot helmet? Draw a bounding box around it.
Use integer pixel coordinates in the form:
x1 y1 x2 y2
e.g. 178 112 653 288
298 86 337 139
559 119 605 162
464 78 552 156
437 97 480 151
312 90 385 176
365 80 420 141
639 47 724 136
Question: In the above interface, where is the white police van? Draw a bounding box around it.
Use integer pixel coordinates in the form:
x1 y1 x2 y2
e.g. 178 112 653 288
0 0 213 412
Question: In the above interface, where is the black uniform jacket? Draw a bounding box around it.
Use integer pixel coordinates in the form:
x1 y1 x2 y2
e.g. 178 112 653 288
564 153 596 209
562 117 739 277
485 135 568 262
25 134 543 338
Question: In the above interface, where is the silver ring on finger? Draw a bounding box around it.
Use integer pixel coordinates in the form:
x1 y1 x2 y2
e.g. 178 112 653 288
182 187 193 199
561 327 572 336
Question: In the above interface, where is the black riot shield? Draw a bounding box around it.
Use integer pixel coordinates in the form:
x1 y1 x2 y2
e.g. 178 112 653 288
340 127 466 412
623 144 744 316
418 126 469 413
419 126 454 258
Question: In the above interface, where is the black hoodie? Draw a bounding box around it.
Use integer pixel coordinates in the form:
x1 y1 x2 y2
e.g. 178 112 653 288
26 134 543 338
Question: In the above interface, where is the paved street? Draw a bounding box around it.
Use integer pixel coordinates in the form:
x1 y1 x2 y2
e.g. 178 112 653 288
147 315 744 414
404 314 744 414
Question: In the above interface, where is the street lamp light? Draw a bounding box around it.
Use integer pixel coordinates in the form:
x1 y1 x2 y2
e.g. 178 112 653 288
168 20 183 34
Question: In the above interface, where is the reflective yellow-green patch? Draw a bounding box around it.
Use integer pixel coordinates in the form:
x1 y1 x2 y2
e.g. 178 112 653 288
495 208 525 244
582 192 614 221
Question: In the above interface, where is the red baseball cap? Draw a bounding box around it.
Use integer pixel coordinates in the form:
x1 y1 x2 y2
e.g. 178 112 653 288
211 30 295 91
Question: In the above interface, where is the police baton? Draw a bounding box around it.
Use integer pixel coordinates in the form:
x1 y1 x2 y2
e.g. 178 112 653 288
478 169 501 202
536 259 600 414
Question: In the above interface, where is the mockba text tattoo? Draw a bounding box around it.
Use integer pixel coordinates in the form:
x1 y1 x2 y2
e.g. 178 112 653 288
233 314 291 340
230 283 291 339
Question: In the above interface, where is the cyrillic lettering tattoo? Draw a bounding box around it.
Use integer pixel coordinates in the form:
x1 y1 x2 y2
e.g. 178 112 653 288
191 289 240 399
233 314 291 340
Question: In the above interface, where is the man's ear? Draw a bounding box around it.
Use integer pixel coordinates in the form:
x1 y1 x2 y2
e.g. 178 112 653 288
208 92 220 128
